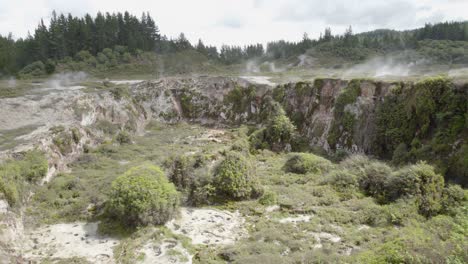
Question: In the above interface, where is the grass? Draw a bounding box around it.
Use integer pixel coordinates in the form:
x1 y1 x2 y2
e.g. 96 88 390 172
0 125 39 151
22 120 467 263
26 122 232 226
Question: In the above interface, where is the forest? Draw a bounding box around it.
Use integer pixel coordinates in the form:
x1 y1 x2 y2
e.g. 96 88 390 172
1 11 468 77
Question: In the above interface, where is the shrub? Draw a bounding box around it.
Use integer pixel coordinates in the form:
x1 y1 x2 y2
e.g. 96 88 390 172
0 150 48 206
167 155 193 190
110 85 129 100
19 61 45 76
107 164 179 227
214 152 259 200
440 184 465 215
284 153 332 174
340 155 370 174
70 128 81 144
116 130 131 144
387 162 444 216
359 161 393 201
0 178 19 206
75 50 93 61
326 169 359 193
250 102 296 152
53 132 74 154
265 110 296 151
22 150 48 182
259 190 278 205
45 59 56 74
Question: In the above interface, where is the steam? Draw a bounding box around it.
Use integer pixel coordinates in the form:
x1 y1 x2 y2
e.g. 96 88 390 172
343 56 419 78
44 72 88 89
297 54 314 67
244 59 285 73
7 77 16 88
448 67 468 78
246 60 260 73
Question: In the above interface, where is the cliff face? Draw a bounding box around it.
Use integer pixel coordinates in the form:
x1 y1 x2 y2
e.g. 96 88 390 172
132 77 466 184
1 76 465 187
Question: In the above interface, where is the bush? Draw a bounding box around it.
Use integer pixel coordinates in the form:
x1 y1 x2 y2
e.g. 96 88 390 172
0 178 19 206
441 184 465 215
19 61 45 76
284 153 333 174
45 59 56 74
115 130 131 144
326 169 359 193
359 161 392 201
0 150 48 206
259 190 278 205
250 102 296 152
265 109 296 151
214 152 259 200
22 150 48 182
387 162 445 216
167 155 193 191
53 131 74 154
340 155 370 174
107 164 179 227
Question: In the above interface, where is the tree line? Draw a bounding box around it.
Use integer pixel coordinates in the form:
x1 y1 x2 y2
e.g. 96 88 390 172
1 12 468 76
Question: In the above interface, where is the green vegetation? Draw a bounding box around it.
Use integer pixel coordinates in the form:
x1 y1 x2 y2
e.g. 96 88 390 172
373 77 467 184
18 122 466 263
284 152 332 174
0 150 47 206
214 151 260 200
250 102 296 152
327 79 361 149
106 163 179 227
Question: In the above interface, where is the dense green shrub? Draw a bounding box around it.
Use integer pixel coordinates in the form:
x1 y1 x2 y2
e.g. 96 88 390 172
0 176 19 206
440 184 466 215
284 153 332 174
326 169 359 193
359 161 393 201
22 150 48 182
388 162 445 216
214 152 260 200
250 103 296 152
107 164 179 227
259 190 278 205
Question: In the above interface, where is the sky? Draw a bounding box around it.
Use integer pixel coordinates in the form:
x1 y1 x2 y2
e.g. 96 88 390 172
0 0 467 47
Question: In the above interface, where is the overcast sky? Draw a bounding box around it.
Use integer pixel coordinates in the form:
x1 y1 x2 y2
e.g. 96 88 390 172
1 0 467 47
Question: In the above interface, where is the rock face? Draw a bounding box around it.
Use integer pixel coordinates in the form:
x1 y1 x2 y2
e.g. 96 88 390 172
131 77 465 185
2 76 465 185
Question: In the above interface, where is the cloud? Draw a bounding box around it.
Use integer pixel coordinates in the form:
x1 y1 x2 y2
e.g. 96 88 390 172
276 0 431 28
218 17 243 28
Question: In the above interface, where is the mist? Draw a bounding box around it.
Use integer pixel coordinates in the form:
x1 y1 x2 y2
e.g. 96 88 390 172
44 72 89 89
343 56 420 78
